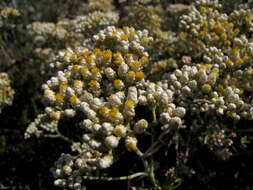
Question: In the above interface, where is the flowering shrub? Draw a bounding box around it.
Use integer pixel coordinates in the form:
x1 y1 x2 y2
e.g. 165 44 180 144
1 0 253 189
0 7 20 28
0 73 14 113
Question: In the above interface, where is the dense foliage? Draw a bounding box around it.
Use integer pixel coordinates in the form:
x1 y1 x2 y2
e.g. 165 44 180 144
1 0 253 189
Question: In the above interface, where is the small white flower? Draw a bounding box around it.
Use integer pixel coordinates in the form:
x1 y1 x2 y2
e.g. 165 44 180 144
173 107 186 118
134 119 148 134
92 124 102 133
169 117 182 127
127 86 138 104
160 112 171 124
44 89 56 102
104 135 119 149
66 87 75 96
114 124 127 136
89 139 102 148
138 95 147 105
98 154 113 169
125 136 138 151
105 67 116 80
90 98 103 110
64 109 76 117
100 122 114 136
118 63 129 77
63 165 72 176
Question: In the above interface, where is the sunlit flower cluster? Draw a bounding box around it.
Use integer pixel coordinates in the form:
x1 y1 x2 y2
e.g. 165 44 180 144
26 0 118 66
0 7 20 28
0 7 20 18
25 26 157 189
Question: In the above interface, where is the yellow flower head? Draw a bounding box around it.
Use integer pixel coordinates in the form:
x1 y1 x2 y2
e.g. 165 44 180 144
125 99 135 107
88 80 99 88
59 82 68 90
99 106 110 115
121 34 128 40
55 93 64 101
50 112 60 120
136 71 145 80
133 61 142 69
70 96 78 104
91 67 100 73
81 66 89 73
113 79 124 89
72 65 80 72
109 107 120 118
102 50 112 60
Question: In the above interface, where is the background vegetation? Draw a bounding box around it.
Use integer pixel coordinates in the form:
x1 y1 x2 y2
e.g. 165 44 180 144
1 0 253 189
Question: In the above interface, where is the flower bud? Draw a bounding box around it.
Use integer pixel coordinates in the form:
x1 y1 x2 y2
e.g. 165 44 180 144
134 119 148 134
104 135 119 149
125 136 138 151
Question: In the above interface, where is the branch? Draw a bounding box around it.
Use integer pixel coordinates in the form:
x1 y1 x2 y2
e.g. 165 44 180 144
143 128 170 157
82 172 148 181
44 132 73 143
135 148 149 172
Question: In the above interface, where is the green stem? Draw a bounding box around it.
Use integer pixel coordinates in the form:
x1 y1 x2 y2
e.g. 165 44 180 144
144 128 170 157
44 131 73 143
152 106 157 124
135 148 159 188
82 172 148 181
150 107 158 188
135 148 149 172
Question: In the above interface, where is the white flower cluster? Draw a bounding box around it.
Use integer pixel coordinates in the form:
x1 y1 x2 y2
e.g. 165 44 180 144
163 63 253 120
93 26 153 57
170 0 253 120
27 21 68 41
72 11 119 36
51 153 85 189
229 6 253 33
26 46 148 134
0 7 20 18
138 80 186 130
178 0 253 72
25 26 159 189
202 126 233 150
147 58 178 79
178 0 228 56
25 4 120 72
0 73 15 113
119 2 178 59
197 122 235 160
0 7 20 28
85 0 115 13
120 4 162 35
